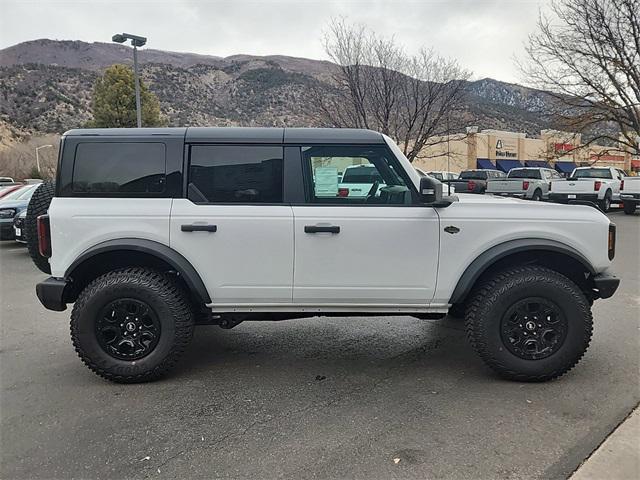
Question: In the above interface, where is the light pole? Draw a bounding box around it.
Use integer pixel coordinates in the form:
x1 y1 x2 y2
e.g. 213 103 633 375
35 144 53 174
112 33 147 128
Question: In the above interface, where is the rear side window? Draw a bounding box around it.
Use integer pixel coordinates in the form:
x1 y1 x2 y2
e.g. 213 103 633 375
73 143 166 194
188 145 283 203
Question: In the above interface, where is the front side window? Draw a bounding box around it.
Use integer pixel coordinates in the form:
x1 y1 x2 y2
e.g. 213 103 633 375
302 145 413 204
73 143 166 194
189 145 283 203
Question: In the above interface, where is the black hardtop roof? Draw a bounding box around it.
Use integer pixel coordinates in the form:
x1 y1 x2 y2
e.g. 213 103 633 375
63 127 385 144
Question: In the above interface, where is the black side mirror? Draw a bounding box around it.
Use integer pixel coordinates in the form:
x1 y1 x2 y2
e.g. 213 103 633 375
419 176 443 204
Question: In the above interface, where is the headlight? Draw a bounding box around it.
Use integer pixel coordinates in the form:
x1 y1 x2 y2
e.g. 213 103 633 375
0 208 17 219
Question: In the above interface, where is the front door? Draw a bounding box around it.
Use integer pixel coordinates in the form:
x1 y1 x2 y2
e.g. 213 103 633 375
292 145 439 306
170 144 294 306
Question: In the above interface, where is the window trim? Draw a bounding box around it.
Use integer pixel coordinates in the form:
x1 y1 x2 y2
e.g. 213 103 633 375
299 144 420 205
185 143 286 205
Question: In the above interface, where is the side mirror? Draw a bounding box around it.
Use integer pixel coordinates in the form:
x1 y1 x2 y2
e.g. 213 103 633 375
419 176 443 204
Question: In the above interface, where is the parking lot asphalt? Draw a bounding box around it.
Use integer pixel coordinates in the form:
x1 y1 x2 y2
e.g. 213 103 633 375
1 211 638 480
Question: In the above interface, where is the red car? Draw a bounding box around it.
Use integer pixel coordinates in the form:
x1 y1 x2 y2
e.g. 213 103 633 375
0 184 24 198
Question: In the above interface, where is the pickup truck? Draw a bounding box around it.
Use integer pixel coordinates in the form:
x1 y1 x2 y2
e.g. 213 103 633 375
337 164 384 198
549 166 625 212
447 169 505 194
487 167 563 201
28 127 619 384
620 176 640 214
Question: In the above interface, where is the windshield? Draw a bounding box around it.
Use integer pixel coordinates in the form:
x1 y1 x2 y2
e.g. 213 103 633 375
572 168 612 179
459 171 487 180
508 169 542 179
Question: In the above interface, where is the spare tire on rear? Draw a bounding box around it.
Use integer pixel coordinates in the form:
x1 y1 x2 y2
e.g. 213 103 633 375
26 180 55 274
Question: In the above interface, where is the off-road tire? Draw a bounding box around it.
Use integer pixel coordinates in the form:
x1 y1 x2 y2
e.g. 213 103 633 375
599 191 612 212
70 268 195 383
25 180 55 274
531 189 543 201
465 265 593 382
623 202 637 215
447 303 466 319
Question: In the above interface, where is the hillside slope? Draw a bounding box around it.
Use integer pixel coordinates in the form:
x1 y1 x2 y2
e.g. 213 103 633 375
0 39 556 136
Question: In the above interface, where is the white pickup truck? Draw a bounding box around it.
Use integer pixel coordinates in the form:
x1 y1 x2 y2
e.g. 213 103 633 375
620 176 640 214
487 167 563 201
549 166 625 211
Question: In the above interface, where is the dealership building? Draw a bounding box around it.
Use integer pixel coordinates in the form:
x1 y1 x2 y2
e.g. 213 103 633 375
414 128 638 175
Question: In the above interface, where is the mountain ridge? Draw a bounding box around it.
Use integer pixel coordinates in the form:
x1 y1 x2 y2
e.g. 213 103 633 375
0 39 558 139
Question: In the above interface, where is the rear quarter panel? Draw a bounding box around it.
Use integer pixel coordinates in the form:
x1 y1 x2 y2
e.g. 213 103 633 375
48 198 172 277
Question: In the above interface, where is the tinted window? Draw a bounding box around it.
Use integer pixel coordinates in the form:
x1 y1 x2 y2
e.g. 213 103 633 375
508 169 542 179
189 145 283 203
303 145 413 204
460 171 488 180
573 168 612 179
73 143 166 194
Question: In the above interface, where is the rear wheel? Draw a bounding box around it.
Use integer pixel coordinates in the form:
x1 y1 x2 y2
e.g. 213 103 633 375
25 181 55 274
623 202 637 214
70 268 195 383
599 191 612 212
465 265 592 382
531 189 543 201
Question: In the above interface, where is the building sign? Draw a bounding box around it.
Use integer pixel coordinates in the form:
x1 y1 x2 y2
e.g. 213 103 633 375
554 143 574 153
495 138 517 158
590 154 625 163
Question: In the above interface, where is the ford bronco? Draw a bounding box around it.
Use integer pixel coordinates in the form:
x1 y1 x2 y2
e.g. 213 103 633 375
29 127 620 383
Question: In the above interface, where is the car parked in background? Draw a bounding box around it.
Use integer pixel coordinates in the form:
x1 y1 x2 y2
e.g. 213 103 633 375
13 210 27 244
447 169 505 194
0 184 39 240
620 176 640 214
426 170 458 182
414 168 457 195
0 177 16 184
0 183 24 198
549 166 624 212
487 167 563 201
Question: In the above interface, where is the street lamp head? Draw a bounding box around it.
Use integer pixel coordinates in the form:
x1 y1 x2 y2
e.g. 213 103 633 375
111 33 147 47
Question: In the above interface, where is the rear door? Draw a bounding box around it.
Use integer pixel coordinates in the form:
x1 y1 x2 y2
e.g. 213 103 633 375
292 144 439 307
170 144 294 306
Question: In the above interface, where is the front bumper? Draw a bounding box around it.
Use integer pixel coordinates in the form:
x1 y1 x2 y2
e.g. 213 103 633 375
592 272 620 299
36 277 68 311
0 219 15 240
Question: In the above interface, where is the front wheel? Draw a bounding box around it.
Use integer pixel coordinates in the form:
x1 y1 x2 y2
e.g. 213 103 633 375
70 268 195 383
465 266 593 382
623 202 637 214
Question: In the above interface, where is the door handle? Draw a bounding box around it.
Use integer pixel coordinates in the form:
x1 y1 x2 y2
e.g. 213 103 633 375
304 225 340 234
181 224 217 232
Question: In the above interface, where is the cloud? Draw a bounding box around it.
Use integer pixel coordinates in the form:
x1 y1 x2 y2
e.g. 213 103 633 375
0 0 547 83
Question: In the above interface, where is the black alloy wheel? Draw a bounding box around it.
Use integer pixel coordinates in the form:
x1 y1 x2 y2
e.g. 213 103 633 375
500 297 567 360
96 298 161 360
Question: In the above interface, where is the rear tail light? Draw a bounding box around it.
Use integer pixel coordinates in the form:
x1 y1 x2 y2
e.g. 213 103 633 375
337 187 349 197
620 180 624 191
594 180 602 191
467 180 476 191
608 223 616 260
522 181 530 190
37 214 51 258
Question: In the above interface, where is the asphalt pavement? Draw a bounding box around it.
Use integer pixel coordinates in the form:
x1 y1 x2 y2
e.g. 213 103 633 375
1 210 638 479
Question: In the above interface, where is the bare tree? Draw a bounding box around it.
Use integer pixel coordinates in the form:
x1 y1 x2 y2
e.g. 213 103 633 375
313 19 471 162
521 0 640 155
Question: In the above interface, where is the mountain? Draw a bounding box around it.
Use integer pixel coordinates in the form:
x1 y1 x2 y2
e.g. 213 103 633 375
0 39 558 139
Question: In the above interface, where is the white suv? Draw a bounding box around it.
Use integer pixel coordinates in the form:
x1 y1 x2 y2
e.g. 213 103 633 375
29 128 620 383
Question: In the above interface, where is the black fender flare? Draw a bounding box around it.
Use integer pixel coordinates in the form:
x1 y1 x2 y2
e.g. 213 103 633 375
448 238 596 304
65 238 211 304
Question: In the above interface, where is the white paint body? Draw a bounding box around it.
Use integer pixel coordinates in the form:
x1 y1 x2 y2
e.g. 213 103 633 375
47 137 614 314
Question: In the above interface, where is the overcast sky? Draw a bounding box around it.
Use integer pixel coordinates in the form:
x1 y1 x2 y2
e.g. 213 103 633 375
1 0 548 83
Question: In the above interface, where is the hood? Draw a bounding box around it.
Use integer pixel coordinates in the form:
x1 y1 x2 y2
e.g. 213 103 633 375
455 193 525 205
0 200 29 210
